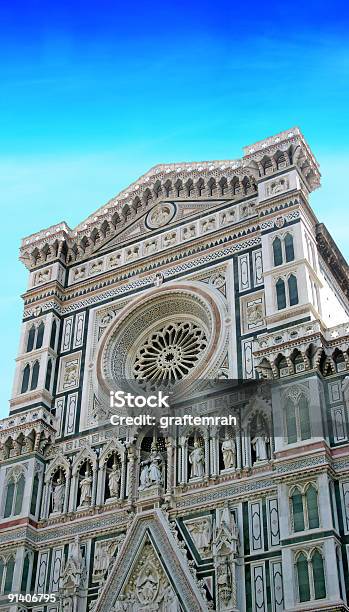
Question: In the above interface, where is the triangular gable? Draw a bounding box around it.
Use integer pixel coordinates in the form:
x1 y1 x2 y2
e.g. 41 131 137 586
95 509 209 612
92 198 232 257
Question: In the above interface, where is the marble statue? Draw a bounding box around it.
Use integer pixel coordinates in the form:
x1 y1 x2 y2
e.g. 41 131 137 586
139 444 163 489
252 433 269 462
108 463 121 498
52 477 65 513
189 441 205 478
79 470 92 506
221 435 236 469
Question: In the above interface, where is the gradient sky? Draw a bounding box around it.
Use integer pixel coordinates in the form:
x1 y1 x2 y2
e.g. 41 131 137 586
1 0 348 417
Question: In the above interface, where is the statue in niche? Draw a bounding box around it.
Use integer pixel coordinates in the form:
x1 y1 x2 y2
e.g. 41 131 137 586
221 434 236 470
189 441 205 478
251 417 269 462
108 462 121 498
52 477 65 513
79 469 93 506
139 443 163 489
189 518 212 552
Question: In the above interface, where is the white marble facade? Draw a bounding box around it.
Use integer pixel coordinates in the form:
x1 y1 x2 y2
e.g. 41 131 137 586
1 127 349 612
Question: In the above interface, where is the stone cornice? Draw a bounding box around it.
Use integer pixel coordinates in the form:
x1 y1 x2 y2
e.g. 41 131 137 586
19 127 321 271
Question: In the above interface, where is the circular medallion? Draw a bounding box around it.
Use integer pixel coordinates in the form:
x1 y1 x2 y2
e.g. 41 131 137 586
146 202 176 229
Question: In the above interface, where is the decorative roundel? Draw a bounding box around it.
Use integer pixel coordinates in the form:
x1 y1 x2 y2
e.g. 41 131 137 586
133 321 208 385
145 202 176 229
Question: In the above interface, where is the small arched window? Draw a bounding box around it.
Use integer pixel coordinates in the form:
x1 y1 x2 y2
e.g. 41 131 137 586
286 399 297 444
30 361 40 390
312 550 326 599
26 325 36 352
273 237 283 266
290 483 319 533
50 320 57 349
35 322 44 349
4 480 15 518
30 472 40 516
285 393 311 443
291 488 305 532
4 557 15 595
14 474 25 515
4 472 25 518
296 552 311 602
284 233 295 262
21 553 31 593
45 359 52 391
306 485 319 529
21 364 30 394
276 278 286 310
299 395 311 440
288 274 299 306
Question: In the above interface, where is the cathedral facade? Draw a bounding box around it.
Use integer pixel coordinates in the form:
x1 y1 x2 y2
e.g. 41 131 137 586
1 127 349 611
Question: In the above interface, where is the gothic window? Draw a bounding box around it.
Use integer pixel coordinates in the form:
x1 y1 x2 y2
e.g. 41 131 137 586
45 359 53 391
30 361 40 390
35 322 45 349
299 395 311 440
312 550 326 599
305 484 320 529
296 549 326 603
290 484 319 532
3 557 15 595
296 552 310 602
26 325 36 352
50 320 57 349
273 237 283 266
14 473 25 515
4 472 25 518
21 553 31 593
21 364 30 393
285 394 311 443
284 233 295 262
30 472 40 516
276 278 286 310
291 488 305 531
288 274 299 306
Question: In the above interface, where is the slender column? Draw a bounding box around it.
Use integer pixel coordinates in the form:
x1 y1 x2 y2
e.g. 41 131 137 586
35 466 45 519
166 438 173 493
96 463 105 505
63 467 71 513
204 434 210 478
180 438 187 483
210 430 218 477
41 481 49 518
177 444 181 485
126 444 136 500
236 431 241 470
120 453 126 500
68 471 77 512
92 461 98 506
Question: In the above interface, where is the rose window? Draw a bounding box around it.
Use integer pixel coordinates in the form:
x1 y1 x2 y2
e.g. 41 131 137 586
132 322 208 385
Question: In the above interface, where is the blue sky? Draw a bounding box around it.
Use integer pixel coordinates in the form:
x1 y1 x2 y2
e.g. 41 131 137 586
0 0 348 417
